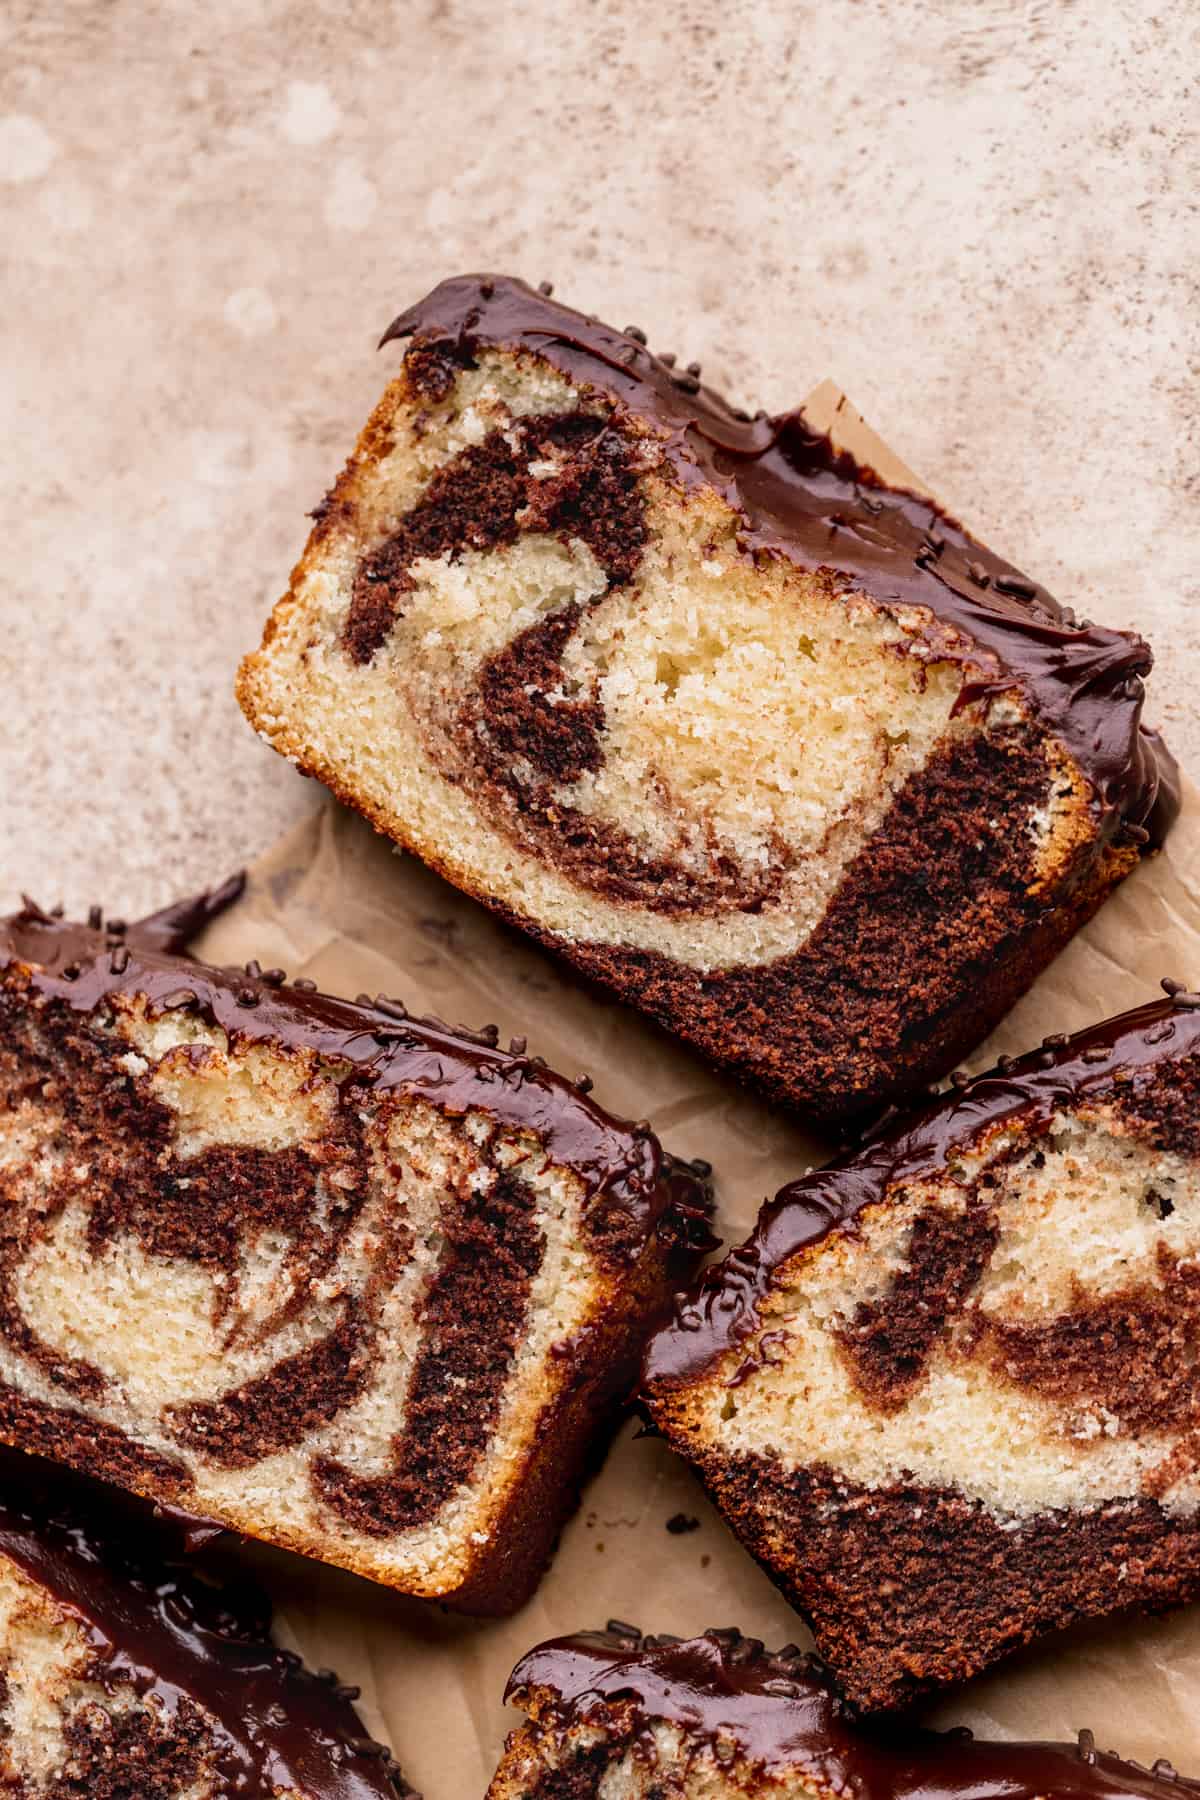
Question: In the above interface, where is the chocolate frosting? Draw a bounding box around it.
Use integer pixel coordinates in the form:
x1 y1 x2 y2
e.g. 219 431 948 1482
0 896 710 1248
0 1447 409 1797
507 1626 1197 1795
643 990 1200 1390
382 274 1178 850
123 869 247 955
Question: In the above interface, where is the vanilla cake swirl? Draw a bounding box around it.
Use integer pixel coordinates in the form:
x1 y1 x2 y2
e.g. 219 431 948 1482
0 1447 412 1799
489 1623 1196 1799
237 274 1176 1123
644 993 1200 1710
0 891 711 1614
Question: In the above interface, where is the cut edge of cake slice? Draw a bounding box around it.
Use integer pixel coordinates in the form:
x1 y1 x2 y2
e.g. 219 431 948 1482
0 895 712 1615
643 989 1200 1711
0 1444 414 1799
237 272 1177 1124
488 1622 1197 1799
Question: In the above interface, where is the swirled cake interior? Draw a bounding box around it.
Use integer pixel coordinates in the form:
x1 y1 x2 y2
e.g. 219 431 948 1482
643 995 1200 1711
0 905 708 1614
238 274 1174 1122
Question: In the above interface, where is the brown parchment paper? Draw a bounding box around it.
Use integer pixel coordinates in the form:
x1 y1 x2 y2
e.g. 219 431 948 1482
194 386 1200 1795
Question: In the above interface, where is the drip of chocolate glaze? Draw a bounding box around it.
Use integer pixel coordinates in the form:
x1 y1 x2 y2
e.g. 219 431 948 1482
0 905 711 1252
122 871 247 955
0 1448 411 1798
642 992 1200 1391
380 275 1178 852
508 1627 1197 1796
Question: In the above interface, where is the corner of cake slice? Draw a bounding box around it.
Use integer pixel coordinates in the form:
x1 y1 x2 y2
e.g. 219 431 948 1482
488 1623 1195 1798
237 272 1177 1124
0 1445 414 1799
643 990 1200 1711
0 897 712 1614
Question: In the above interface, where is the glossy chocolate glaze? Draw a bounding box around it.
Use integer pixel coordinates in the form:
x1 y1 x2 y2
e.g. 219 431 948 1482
123 869 247 955
509 1626 1197 1795
0 898 710 1246
0 1447 409 1797
643 991 1200 1390
382 274 1177 851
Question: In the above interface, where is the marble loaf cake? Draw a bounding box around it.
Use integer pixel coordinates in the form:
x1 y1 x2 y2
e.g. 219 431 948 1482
0 897 711 1613
0 1447 412 1799
237 273 1177 1123
644 991 1200 1711
488 1624 1196 1800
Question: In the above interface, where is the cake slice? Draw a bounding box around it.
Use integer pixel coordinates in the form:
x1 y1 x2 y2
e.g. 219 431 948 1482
489 1623 1196 1799
0 895 711 1613
0 1446 412 1798
237 273 1177 1124
644 990 1200 1711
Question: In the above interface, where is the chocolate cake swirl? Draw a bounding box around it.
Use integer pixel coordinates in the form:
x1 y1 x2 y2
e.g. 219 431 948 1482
0 1446 412 1798
0 888 711 1614
239 274 1177 1122
643 990 1200 1711
490 1624 1196 1799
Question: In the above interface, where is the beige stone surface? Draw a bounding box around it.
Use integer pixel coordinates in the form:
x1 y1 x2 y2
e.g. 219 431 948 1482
1 0 1196 916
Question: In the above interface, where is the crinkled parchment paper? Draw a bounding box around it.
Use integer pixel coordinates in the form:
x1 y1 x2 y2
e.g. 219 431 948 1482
194 386 1200 1794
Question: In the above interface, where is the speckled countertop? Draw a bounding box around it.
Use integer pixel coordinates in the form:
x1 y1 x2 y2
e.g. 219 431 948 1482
2 0 1196 917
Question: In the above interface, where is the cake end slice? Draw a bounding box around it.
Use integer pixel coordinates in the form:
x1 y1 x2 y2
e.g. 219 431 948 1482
488 1624 1196 1798
643 993 1200 1710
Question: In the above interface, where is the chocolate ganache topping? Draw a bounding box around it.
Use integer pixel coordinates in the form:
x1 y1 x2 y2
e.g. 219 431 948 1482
120 869 247 955
509 1626 1197 1796
0 1447 411 1797
382 274 1178 851
0 888 711 1253
642 988 1200 1391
